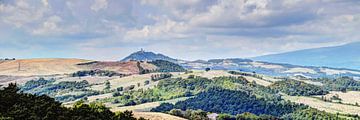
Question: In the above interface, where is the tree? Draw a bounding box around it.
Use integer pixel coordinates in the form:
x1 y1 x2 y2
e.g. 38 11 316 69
117 87 123 91
217 114 235 120
144 80 150 85
0 83 141 120
205 68 211 72
168 109 183 117
105 80 111 90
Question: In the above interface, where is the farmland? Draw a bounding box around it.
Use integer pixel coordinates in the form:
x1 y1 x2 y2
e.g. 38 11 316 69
284 95 360 115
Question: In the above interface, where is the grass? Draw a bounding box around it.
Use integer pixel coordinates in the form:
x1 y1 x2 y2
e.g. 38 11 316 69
132 112 186 120
242 76 272 86
108 97 190 112
314 91 360 105
0 58 92 76
172 70 232 79
284 95 360 115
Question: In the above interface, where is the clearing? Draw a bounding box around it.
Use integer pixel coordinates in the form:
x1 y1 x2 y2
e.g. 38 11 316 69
0 58 92 76
108 97 190 112
133 112 186 120
284 95 360 115
314 91 360 105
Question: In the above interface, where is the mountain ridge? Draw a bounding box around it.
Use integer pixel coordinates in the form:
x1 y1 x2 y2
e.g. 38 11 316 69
253 42 360 69
120 50 360 78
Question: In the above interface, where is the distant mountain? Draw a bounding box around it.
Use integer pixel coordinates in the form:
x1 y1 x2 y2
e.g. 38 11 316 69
121 50 179 63
253 42 360 70
181 58 360 78
121 50 360 78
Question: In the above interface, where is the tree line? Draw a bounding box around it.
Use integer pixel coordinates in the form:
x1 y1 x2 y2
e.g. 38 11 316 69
0 83 144 120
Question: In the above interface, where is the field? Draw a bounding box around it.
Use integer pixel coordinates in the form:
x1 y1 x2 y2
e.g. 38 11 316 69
173 70 275 86
172 70 233 79
108 97 190 112
133 112 186 120
0 58 92 76
108 73 160 90
242 76 272 86
284 95 360 115
314 91 360 105
0 58 157 76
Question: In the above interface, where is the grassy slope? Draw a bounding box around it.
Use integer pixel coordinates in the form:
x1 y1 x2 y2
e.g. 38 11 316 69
284 95 360 115
0 59 157 76
314 91 360 105
133 112 186 120
0 58 92 76
108 97 190 112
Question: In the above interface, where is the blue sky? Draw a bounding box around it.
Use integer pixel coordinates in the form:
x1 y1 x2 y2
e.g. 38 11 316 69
0 0 360 60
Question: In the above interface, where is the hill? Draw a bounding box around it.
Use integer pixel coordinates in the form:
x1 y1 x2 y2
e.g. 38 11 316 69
121 50 179 63
253 42 360 70
182 58 360 78
120 50 360 78
0 58 157 76
0 58 92 76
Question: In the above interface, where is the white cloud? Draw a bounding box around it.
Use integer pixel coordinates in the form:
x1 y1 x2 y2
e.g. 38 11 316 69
32 15 61 35
0 0 48 28
91 0 108 12
124 18 189 42
42 0 49 7
1 0 360 60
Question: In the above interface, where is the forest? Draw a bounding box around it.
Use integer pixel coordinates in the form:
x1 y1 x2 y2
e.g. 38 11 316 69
150 60 186 72
152 88 306 117
269 80 328 96
0 83 143 120
311 76 360 92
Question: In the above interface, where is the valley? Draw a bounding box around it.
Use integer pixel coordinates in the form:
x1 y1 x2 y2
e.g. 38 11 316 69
2 52 360 120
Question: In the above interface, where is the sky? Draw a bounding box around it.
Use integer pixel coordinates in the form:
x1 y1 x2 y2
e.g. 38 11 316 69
0 0 360 61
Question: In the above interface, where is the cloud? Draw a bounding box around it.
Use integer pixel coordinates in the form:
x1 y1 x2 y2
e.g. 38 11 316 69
1 0 360 60
91 0 108 12
124 18 189 42
0 0 48 28
42 0 48 7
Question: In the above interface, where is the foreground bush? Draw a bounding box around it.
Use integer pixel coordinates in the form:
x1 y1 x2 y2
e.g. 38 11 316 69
0 83 143 120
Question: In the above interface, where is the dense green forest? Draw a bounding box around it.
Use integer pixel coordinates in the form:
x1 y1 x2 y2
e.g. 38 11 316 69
0 83 142 120
152 88 306 117
270 80 328 96
311 76 360 92
102 76 252 106
150 60 186 72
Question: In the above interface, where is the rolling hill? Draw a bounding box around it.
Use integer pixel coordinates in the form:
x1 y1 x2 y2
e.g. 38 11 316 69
253 42 360 70
0 58 157 76
121 50 179 63
120 50 360 78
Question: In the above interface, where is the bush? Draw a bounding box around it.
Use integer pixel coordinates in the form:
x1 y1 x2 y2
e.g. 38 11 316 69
217 114 235 120
151 73 172 81
151 103 174 112
124 85 135 91
113 91 122 97
144 80 150 85
117 87 123 91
